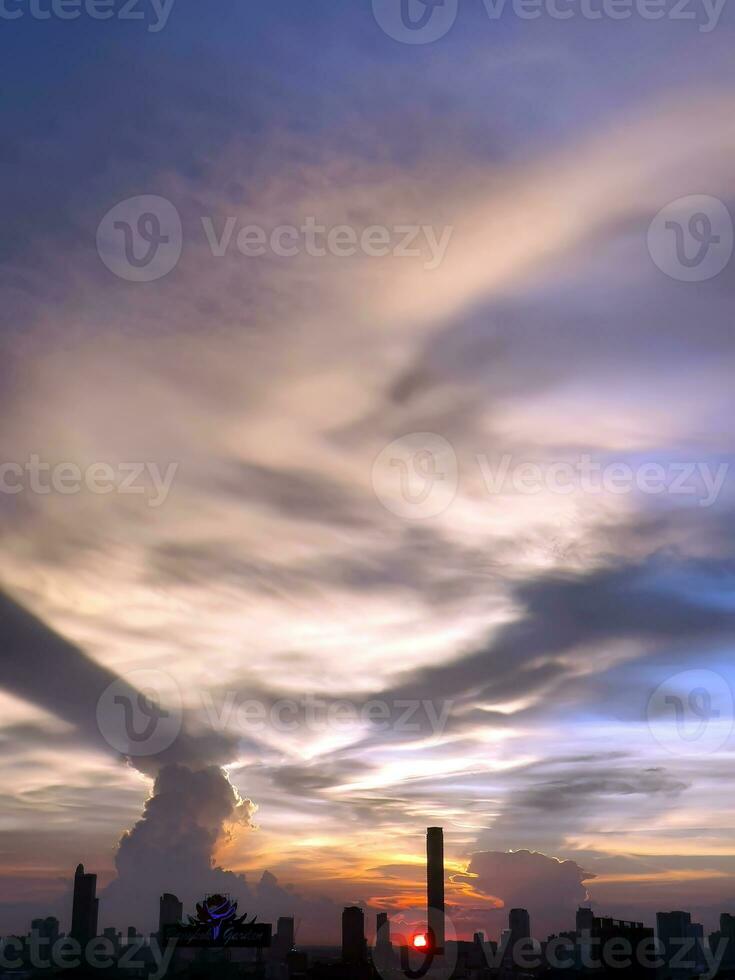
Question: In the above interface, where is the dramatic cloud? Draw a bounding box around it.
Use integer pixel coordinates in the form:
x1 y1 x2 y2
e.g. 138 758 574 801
103 764 255 925
3 0 735 941
459 850 592 940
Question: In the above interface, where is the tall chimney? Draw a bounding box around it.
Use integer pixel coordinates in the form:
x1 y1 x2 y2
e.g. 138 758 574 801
426 827 445 951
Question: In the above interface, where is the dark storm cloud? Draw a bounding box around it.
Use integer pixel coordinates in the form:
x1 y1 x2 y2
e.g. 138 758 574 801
149 540 319 595
149 522 504 614
510 767 688 813
378 554 735 710
306 525 504 606
217 461 373 530
269 759 374 796
0 591 136 756
386 240 735 419
0 590 243 775
468 749 707 862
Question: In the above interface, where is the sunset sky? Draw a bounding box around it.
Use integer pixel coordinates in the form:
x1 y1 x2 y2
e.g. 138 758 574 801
2 0 735 947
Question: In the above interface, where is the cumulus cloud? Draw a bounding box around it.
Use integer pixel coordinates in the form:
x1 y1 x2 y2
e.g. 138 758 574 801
102 764 255 925
458 850 592 940
102 766 342 938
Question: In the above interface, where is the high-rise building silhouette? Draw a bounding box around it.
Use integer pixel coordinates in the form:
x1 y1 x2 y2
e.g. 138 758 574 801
159 893 183 936
71 864 98 945
342 906 366 964
273 916 295 960
376 911 391 950
426 826 445 951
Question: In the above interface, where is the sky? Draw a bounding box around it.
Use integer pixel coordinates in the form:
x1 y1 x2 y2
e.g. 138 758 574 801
2 0 735 947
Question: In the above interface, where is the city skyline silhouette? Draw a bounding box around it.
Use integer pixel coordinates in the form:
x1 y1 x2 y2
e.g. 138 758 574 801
5 825 735 980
